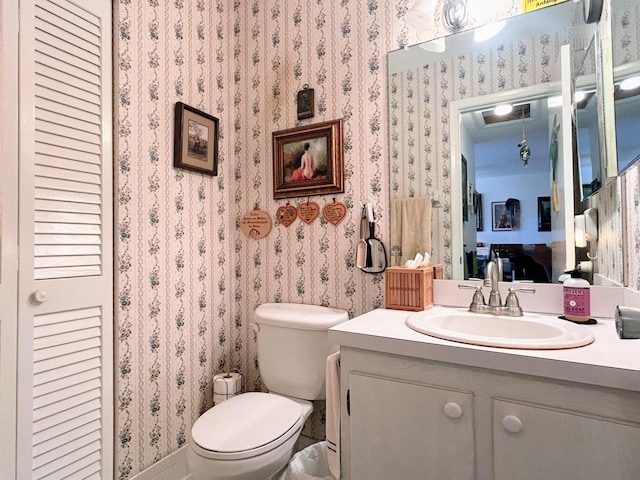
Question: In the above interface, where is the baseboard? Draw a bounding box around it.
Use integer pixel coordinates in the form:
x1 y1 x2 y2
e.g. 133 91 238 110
130 445 190 480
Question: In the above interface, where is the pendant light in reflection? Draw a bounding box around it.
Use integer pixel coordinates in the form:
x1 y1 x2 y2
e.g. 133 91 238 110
518 108 531 167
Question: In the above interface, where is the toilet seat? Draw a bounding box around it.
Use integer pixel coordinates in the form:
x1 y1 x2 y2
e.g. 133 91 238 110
190 392 305 461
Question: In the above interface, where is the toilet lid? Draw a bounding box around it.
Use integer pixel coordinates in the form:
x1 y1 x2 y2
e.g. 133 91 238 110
191 392 303 456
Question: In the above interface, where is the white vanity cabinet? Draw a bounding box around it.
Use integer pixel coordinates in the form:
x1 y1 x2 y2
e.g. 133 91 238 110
339 346 640 480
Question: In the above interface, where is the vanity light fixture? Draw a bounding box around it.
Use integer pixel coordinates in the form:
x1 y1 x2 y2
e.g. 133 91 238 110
442 0 469 33
494 104 513 116
405 0 436 31
473 20 506 43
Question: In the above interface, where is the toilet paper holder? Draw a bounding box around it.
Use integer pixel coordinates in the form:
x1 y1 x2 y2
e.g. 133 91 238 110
213 371 244 404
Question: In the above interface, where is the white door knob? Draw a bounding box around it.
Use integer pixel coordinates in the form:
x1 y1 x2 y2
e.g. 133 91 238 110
33 289 49 303
444 402 463 419
502 415 523 434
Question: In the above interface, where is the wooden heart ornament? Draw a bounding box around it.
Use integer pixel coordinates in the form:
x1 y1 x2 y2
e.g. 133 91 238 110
297 202 320 225
322 201 347 226
276 205 297 227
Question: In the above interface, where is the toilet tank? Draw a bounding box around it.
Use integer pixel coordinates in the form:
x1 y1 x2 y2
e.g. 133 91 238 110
253 303 349 400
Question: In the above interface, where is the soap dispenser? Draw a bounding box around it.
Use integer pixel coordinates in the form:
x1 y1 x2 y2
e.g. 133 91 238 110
563 269 590 322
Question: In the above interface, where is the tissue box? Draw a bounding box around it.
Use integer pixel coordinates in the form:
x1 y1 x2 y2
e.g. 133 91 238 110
385 264 443 311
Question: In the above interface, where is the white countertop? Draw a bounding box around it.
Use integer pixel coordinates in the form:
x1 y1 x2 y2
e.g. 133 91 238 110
329 306 640 393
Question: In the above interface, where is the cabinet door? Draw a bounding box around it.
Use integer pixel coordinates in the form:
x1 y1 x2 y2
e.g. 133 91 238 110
494 399 640 480
349 373 474 480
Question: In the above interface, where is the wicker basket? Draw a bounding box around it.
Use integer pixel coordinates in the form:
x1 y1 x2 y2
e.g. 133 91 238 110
385 264 443 311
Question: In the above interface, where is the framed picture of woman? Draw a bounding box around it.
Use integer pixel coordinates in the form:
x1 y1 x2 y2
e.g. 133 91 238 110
272 119 344 199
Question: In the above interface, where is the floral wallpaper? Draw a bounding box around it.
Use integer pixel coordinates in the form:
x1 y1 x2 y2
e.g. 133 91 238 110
114 0 399 477
115 1 233 477
113 0 635 478
622 163 640 289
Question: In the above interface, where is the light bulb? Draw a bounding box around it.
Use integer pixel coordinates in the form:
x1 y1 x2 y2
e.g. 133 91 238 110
620 75 640 91
474 20 506 43
494 104 513 115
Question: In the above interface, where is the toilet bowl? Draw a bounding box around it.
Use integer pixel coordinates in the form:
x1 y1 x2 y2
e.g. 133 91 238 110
187 393 313 480
187 303 348 480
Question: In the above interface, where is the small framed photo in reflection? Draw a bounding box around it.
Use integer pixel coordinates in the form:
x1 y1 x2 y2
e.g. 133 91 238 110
492 201 512 231
538 196 551 232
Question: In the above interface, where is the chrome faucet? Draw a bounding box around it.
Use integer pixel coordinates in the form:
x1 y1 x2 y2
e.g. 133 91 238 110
485 260 502 307
459 259 535 317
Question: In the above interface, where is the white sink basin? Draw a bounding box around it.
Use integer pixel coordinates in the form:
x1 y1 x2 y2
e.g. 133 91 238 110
405 310 595 349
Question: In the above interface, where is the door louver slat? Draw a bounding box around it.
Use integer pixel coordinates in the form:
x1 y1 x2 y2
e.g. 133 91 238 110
34 358 102 388
36 96 100 126
43 0 100 36
32 410 101 448
33 444 101 480
35 211 101 225
33 419 101 457
37 110 101 137
35 244 102 256
36 62 100 96
33 431 101 470
34 367 101 397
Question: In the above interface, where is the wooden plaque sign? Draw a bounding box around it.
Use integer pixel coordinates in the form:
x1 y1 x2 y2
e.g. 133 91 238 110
240 209 272 239
322 201 347 226
297 202 320 225
276 205 297 227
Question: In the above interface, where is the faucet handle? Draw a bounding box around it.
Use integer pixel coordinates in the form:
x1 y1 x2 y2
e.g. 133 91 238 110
504 287 535 307
458 283 485 306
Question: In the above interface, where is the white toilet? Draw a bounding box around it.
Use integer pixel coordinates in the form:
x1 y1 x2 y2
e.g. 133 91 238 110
187 303 348 480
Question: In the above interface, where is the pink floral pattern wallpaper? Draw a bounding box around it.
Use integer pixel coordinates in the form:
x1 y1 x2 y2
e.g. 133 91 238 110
115 1 234 477
113 0 635 478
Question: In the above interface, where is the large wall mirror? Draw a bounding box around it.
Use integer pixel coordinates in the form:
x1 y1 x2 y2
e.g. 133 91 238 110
388 1 624 287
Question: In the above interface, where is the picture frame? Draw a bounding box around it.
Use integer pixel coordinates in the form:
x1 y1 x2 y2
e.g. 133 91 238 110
174 102 219 176
474 192 483 231
461 155 468 222
297 86 315 120
272 119 344 199
492 201 512 231
538 196 551 231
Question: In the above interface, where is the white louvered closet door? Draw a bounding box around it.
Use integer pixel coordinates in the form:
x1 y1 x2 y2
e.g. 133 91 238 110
17 1 113 479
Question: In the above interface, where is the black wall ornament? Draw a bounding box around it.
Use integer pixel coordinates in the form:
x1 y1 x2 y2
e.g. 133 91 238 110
518 108 530 167
297 85 314 120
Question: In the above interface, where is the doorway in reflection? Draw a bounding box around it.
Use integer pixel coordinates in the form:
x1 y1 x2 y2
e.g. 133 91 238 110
459 96 553 283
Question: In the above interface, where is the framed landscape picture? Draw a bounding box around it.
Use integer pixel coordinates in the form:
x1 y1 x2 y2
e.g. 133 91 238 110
174 102 219 176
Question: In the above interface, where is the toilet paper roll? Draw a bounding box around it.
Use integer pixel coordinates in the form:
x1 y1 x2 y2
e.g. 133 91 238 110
615 306 640 339
213 372 243 404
